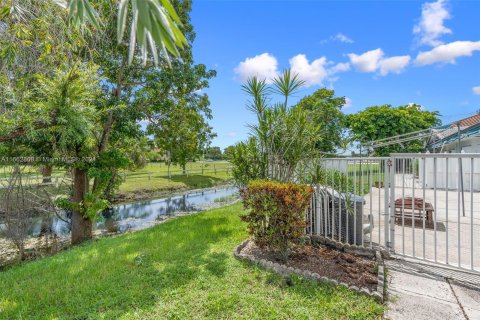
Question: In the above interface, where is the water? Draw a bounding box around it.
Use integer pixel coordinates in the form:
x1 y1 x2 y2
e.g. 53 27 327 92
0 187 239 237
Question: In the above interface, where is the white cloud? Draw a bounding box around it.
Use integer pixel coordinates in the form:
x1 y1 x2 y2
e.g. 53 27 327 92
348 49 411 75
234 53 278 83
321 33 354 44
289 54 329 87
378 55 411 75
348 49 384 72
226 131 237 138
415 41 480 65
329 62 351 74
333 33 354 44
473 86 480 95
413 0 452 46
344 97 352 108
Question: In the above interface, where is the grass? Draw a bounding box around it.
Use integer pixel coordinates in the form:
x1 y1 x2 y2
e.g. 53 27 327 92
117 162 232 200
0 161 233 202
117 163 232 201
0 203 383 319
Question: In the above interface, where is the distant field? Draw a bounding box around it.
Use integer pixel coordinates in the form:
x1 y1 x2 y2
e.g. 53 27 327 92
0 161 233 202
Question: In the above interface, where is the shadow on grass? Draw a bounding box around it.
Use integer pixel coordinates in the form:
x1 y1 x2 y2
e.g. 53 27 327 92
170 174 227 189
0 211 234 319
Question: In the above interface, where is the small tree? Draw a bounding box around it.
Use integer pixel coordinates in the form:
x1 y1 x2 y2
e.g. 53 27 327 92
0 166 56 260
230 70 320 186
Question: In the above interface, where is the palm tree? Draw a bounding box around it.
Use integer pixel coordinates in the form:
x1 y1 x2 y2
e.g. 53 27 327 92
8 0 187 65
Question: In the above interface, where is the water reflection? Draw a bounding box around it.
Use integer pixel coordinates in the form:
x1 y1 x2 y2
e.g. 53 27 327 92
0 187 238 237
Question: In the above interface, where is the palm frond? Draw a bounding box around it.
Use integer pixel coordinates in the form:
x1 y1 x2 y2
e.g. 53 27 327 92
272 69 305 107
57 0 187 65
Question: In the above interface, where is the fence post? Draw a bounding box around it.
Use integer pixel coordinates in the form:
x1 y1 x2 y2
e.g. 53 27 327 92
389 158 396 251
384 159 391 250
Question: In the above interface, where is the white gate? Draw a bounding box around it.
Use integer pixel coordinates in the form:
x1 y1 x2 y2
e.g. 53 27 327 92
308 153 480 273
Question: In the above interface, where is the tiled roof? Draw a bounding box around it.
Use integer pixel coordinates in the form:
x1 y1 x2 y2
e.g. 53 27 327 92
428 113 480 148
432 113 480 140
459 113 480 127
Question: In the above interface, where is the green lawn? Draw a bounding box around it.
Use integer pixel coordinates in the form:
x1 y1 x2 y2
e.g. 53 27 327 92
0 161 233 203
117 162 232 201
0 203 383 319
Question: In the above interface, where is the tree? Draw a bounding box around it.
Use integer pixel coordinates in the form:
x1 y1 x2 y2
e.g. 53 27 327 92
0 0 193 245
347 104 441 156
293 88 347 154
230 70 321 185
48 0 187 65
139 59 217 174
153 105 215 173
205 146 222 160
223 145 235 161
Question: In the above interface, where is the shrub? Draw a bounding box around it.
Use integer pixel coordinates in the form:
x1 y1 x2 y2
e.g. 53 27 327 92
240 180 313 259
229 137 266 187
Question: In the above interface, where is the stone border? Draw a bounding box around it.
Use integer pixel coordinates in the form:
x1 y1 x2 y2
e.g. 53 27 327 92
234 238 386 303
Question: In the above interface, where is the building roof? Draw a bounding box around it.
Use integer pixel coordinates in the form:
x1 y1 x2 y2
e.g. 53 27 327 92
428 113 480 149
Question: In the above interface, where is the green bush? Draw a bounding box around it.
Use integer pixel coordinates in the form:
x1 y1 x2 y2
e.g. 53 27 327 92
240 180 313 259
229 137 266 187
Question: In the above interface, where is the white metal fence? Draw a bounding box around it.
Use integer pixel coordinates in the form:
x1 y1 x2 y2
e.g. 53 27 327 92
307 153 480 273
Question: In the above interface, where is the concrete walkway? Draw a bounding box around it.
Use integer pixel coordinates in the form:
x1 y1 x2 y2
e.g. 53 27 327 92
385 258 480 320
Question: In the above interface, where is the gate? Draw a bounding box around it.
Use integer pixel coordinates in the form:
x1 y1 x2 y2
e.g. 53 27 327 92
308 153 480 273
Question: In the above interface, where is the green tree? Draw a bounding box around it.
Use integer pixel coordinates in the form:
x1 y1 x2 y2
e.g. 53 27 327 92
293 88 347 154
223 145 235 161
205 146 222 160
347 104 441 156
139 59 217 174
0 0 193 245
153 105 215 174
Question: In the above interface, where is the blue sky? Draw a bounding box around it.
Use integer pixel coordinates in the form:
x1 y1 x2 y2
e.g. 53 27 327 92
190 0 480 150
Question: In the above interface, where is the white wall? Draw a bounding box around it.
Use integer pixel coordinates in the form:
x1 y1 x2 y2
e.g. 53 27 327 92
420 156 480 191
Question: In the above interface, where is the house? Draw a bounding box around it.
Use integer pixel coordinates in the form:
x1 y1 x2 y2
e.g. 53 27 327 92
427 113 480 153
420 113 480 191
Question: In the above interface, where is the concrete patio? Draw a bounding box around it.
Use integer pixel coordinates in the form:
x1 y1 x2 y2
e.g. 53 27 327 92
364 173 480 271
385 258 480 320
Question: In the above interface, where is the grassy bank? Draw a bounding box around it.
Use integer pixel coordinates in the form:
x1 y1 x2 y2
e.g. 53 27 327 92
116 162 232 202
0 203 383 319
0 161 233 203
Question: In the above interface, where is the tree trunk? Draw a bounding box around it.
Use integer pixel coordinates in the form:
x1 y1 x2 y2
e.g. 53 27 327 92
41 165 53 183
103 169 118 202
182 163 187 175
71 168 92 245
14 240 26 261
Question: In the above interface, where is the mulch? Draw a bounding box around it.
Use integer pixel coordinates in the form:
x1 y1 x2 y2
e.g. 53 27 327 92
241 240 378 291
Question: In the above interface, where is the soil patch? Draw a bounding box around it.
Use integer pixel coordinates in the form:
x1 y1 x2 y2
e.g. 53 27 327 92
241 240 378 291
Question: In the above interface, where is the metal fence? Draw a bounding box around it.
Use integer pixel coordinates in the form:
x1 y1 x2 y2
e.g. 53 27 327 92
307 153 480 273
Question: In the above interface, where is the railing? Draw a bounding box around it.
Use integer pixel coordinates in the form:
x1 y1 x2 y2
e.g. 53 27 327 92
390 153 480 272
306 157 389 249
307 154 480 273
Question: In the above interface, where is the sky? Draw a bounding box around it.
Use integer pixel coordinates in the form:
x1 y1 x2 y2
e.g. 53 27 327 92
190 0 480 150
